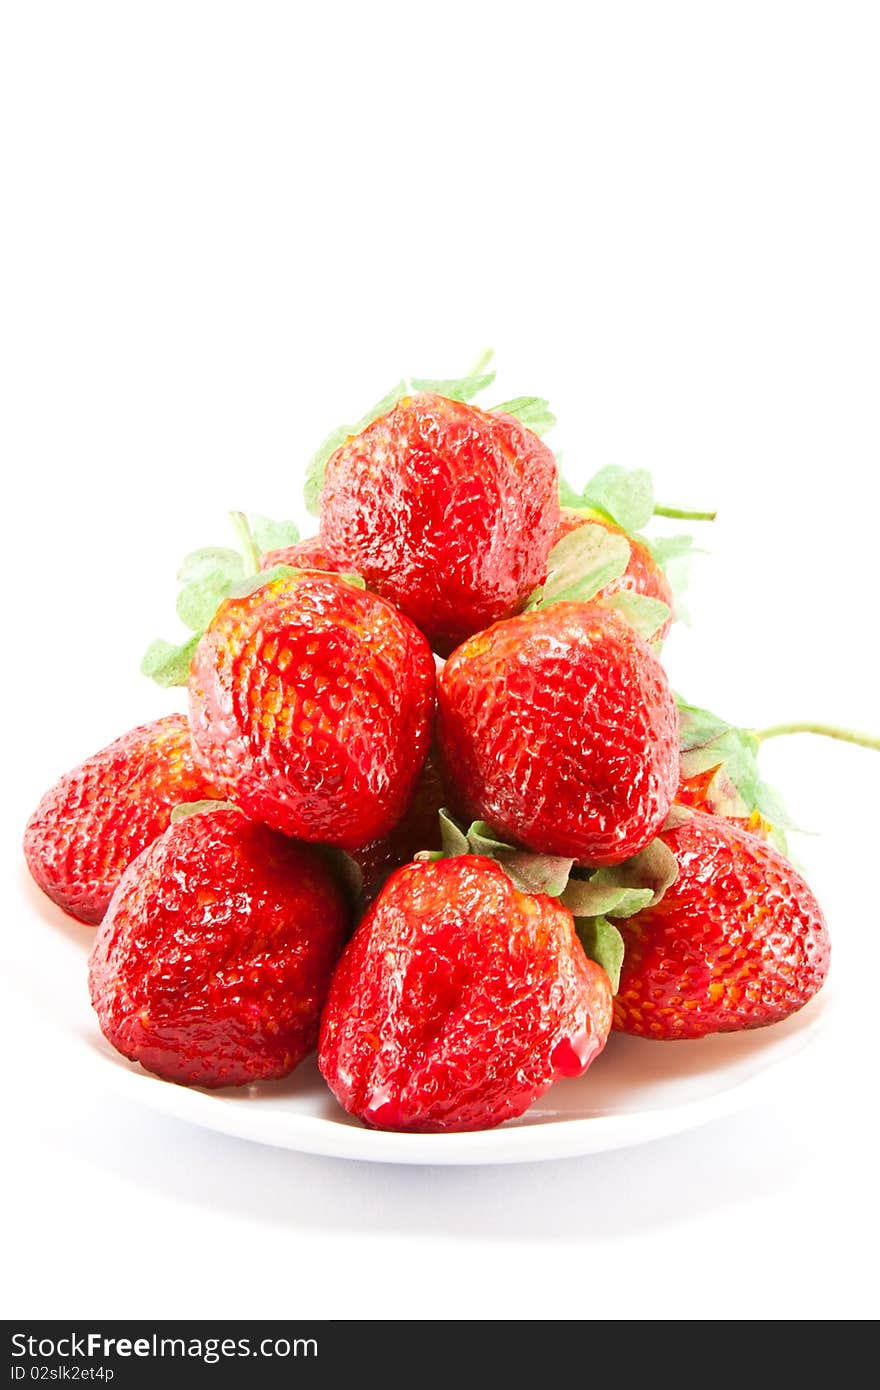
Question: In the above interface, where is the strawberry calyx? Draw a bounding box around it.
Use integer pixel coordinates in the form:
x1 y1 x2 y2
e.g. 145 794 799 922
524 524 671 640
678 698 880 849
560 464 716 530
676 695 797 852
141 513 364 688
558 465 714 621
416 809 679 992
303 349 556 515
170 799 238 824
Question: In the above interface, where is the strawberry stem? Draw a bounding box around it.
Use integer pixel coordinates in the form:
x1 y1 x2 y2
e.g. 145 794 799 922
756 722 880 752
229 511 260 577
468 347 495 376
653 504 718 521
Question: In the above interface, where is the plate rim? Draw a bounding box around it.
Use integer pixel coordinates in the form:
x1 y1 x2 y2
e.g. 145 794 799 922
78 996 830 1165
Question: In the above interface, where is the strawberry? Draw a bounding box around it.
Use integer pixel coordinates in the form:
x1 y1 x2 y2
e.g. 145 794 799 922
23 715 222 925
554 509 674 641
437 601 679 865
260 537 338 573
318 855 612 1132
316 392 560 655
613 808 830 1039
348 754 447 901
188 570 436 848
89 806 350 1088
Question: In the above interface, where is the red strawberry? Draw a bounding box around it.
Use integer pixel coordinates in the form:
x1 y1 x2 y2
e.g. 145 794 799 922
614 808 830 1039
319 856 612 1132
260 537 338 573
348 754 447 900
437 602 678 865
189 571 435 848
318 393 560 655
554 509 674 641
23 715 222 925
89 806 349 1088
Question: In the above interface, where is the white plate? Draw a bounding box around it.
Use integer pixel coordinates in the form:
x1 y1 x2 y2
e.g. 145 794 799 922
22 874 832 1165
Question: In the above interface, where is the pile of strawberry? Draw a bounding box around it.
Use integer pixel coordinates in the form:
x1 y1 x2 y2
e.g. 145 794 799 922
26 360 858 1134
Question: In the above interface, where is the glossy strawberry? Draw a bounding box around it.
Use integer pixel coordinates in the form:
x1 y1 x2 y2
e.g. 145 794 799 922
554 509 674 641
437 602 678 865
318 393 560 655
319 855 612 1132
260 536 339 573
23 715 222 925
89 807 349 1087
614 809 830 1039
188 571 435 849
348 754 447 900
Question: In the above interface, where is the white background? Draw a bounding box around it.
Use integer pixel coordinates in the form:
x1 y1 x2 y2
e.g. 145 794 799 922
2 1 879 1320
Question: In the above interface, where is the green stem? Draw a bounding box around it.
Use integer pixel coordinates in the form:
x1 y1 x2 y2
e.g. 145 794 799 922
229 511 261 577
467 347 495 377
653 504 718 521
756 722 880 752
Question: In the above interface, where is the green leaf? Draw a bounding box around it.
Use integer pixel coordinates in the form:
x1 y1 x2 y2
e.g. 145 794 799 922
561 836 677 919
575 917 625 993
410 372 496 402
645 533 701 567
305 430 347 515
558 473 581 508
494 851 575 898
662 804 694 831
170 799 237 824
226 564 299 600
675 696 733 751
249 514 300 554
491 397 557 436
596 592 671 639
527 523 630 610
644 532 702 616
177 547 245 585
608 836 679 905
354 380 408 429
581 465 654 532
336 572 366 589
141 635 201 688
464 821 517 858
176 571 236 631
561 877 653 919
304 380 408 517
753 780 799 832
464 821 574 895
439 808 470 857
675 693 803 838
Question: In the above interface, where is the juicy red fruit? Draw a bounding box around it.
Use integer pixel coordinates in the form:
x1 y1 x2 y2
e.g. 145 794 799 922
437 602 679 865
348 753 447 901
23 714 222 925
614 809 830 1039
260 536 338 573
188 571 436 849
318 856 613 1133
89 808 349 1088
318 393 560 655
